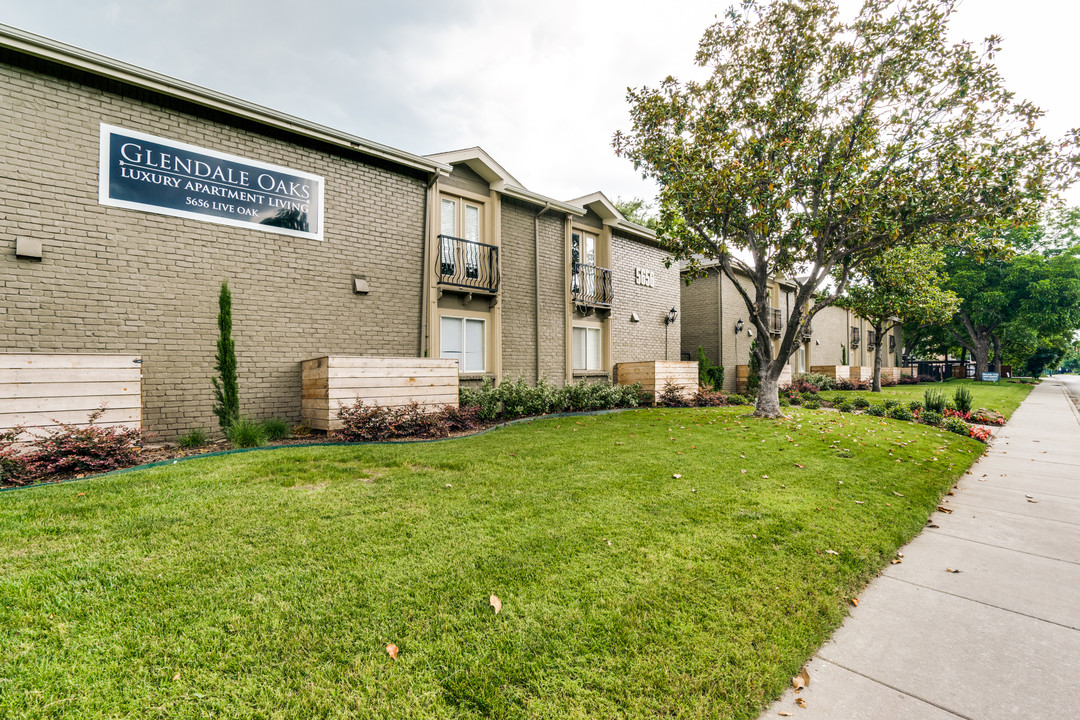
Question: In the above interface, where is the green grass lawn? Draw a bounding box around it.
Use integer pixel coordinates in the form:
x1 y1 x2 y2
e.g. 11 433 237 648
828 378 1033 418
0 407 984 719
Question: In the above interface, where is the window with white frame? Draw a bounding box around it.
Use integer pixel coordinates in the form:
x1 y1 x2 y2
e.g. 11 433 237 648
572 326 603 371
440 316 485 373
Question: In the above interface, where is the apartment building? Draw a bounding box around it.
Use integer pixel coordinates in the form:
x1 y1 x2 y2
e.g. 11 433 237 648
680 264 903 392
0 25 678 438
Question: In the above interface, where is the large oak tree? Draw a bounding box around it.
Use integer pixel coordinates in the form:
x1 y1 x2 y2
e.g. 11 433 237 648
614 0 1077 416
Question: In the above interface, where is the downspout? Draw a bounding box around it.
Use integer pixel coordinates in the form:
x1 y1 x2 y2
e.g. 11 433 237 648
534 203 553 383
419 172 440 358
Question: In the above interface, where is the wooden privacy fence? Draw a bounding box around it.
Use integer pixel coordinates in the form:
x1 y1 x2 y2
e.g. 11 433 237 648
0 354 142 439
301 356 459 432
614 361 697 404
736 364 792 394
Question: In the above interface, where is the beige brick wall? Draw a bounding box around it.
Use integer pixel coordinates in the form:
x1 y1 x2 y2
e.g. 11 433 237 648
611 235 680 365
0 54 427 439
679 272 719 367
498 197 566 385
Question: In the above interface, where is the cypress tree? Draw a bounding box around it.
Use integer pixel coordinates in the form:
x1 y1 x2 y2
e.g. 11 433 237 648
211 280 239 431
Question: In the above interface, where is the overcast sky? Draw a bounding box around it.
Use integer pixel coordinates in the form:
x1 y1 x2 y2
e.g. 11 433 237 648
2 0 1077 206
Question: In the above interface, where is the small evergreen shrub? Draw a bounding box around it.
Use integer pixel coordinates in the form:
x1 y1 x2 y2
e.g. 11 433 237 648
697 346 724 390
909 400 924 412
802 399 822 409
726 394 751 406
886 405 914 422
177 428 208 449
261 418 291 441
835 401 855 413
953 386 973 414
779 397 791 407
923 389 947 414
882 399 900 409
831 395 846 406
226 417 267 448
921 410 943 426
866 405 886 417
852 396 870 409
942 416 970 436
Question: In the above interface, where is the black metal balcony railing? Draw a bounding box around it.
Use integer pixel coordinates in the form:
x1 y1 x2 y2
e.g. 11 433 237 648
571 263 614 307
437 234 500 294
768 307 783 335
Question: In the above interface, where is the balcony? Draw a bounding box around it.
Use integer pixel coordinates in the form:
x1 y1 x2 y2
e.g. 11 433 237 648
800 321 813 340
768 307 783 335
571 263 614 308
850 326 861 348
437 235 500 294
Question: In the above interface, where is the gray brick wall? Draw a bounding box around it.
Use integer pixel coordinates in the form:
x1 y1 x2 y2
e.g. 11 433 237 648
611 235 680 364
0 56 426 439
679 271 719 365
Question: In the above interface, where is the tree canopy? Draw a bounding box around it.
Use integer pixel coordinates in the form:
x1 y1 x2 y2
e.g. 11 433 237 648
614 0 1078 415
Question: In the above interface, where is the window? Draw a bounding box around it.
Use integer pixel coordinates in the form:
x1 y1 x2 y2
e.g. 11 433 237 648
572 326 603 370
570 231 598 296
797 344 807 373
850 326 861 348
440 316 485 373
440 196 482 279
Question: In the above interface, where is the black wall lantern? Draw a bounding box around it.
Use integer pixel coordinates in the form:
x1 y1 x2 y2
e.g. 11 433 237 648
665 307 679 325
735 318 744 334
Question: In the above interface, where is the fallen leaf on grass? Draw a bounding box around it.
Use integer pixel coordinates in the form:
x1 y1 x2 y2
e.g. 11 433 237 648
892 491 904 497
672 473 682 479
825 549 839 556
854 500 865 505
795 697 807 708
76 492 86 497
490 595 502 614
386 644 399 660
741 469 747 474
172 671 181 681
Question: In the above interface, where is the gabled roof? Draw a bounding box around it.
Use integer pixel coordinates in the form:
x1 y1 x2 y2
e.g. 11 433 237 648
426 147 584 217
0 23 451 177
568 191 657 243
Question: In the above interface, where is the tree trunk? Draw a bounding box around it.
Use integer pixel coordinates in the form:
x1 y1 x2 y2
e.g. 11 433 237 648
871 321 884 392
992 336 1003 373
973 333 991 379
754 368 783 418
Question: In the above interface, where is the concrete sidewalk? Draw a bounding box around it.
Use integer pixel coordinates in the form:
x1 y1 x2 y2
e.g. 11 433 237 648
762 377 1080 720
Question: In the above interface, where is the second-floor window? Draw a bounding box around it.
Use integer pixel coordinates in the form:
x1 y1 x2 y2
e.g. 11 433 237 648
441 196 481 279
571 231 598 296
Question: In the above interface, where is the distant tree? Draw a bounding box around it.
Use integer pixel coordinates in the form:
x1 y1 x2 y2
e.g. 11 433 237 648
941 224 1080 377
614 0 1076 417
614 196 660 231
837 244 959 391
212 280 240 431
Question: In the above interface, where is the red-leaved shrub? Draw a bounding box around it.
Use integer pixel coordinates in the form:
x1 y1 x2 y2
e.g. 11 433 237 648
335 401 480 442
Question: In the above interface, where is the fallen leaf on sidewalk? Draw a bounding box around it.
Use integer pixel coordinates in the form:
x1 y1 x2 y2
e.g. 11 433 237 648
927 523 940 528
795 697 807 708
850 598 859 606
792 667 810 690
779 712 794 717
937 506 953 514
945 567 961 574
1027 498 1039 503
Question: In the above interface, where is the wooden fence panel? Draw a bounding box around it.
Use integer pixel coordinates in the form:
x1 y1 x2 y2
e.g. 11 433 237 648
301 357 460 432
0 354 142 439
615 361 697 404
